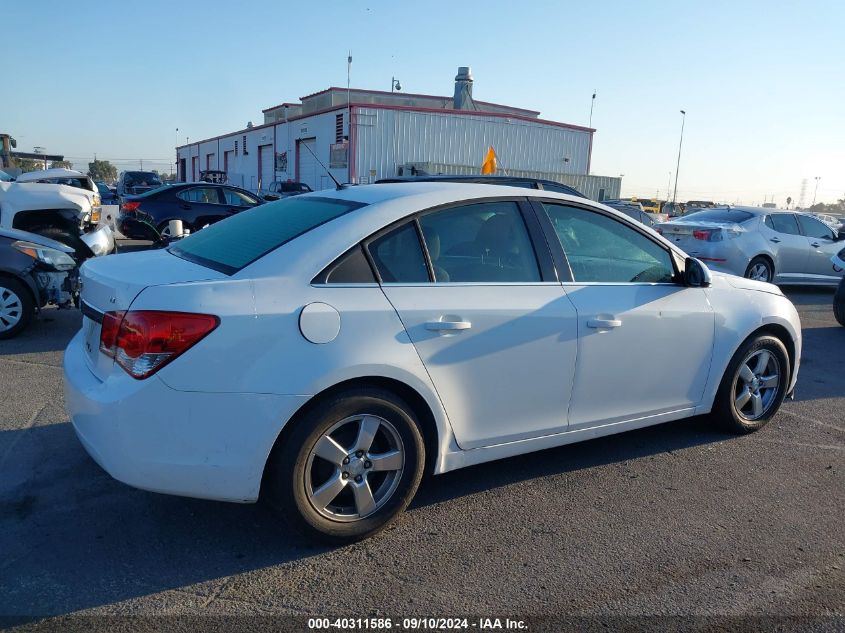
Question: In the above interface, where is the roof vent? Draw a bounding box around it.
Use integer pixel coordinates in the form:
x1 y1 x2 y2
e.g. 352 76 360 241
453 66 474 110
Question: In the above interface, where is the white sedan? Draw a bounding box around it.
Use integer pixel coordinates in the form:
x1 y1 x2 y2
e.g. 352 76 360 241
64 183 802 542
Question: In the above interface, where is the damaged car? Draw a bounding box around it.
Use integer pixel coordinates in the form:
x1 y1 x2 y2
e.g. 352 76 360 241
0 227 79 339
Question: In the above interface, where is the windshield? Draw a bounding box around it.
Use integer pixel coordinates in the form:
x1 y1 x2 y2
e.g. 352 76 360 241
96 183 111 194
282 182 312 193
678 209 754 223
169 196 365 274
124 171 162 186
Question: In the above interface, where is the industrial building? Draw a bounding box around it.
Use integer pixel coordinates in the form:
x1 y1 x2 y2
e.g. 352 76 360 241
175 68 620 200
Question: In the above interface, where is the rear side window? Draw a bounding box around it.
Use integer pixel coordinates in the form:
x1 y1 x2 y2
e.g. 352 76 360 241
767 214 801 235
170 197 364 274
223 188 258 206
369 223 429 283
178 187 221 204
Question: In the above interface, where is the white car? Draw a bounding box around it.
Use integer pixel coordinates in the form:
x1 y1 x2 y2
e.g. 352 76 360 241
64 183 802 542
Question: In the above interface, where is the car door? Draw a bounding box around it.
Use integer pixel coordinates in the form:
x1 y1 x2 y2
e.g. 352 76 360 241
762 214 809 281
796 214 844 283
535 201 715 431
369 199 578 450
175 186 226 228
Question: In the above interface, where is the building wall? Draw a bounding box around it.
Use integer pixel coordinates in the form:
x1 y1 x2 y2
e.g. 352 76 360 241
352 106 592 184
177 109 350 193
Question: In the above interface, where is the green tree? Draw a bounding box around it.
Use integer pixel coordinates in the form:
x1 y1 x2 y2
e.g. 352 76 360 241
88 159 117 182
50 160 74 169
13 158 45 173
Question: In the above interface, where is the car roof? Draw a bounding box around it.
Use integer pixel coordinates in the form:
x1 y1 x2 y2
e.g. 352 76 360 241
375 174 584 194
16 168 88 181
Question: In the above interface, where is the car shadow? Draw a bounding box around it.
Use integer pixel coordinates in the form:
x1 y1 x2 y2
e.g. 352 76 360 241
791 325 845 401
0 307 81 356
0 414 729 623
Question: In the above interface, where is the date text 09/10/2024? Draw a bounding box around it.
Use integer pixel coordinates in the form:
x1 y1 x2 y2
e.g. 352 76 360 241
307 617 528 630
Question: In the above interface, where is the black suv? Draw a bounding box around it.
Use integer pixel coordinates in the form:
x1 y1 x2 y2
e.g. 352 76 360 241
375 174 585 198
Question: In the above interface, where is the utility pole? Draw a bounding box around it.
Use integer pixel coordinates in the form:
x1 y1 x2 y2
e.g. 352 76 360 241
667 172 672 201
672 110 686 204
812 176 821 206
588 90 596 128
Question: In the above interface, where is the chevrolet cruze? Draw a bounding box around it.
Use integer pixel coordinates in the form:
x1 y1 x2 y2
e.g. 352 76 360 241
64 183 802 542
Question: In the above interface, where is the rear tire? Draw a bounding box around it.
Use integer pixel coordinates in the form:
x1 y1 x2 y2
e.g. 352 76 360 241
0 277 35 340
834 277 845 327
265 388 425 543
711 335 789 434
744 256 773 283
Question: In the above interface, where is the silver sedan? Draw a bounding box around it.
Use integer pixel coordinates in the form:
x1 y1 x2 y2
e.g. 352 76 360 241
657 207 845 285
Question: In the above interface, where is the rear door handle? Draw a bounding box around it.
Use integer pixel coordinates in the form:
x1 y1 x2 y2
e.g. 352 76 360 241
425 320 472 331
770 237 781 243
587 318 622 329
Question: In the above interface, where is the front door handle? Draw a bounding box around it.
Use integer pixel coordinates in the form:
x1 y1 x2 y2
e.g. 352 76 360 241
811 242 820 248
587 318 622 329
425 320 472 331
770 237 781 243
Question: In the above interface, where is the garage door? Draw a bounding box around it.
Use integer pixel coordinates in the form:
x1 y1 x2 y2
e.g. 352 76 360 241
258 144 274 193
298 139 318 191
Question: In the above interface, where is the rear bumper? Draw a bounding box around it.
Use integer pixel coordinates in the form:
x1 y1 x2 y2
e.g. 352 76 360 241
63 330 309 502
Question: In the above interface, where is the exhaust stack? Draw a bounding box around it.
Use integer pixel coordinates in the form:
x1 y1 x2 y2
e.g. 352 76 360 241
453 66 474 110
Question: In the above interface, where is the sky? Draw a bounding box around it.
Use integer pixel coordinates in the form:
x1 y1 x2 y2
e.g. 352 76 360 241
3 0 844 205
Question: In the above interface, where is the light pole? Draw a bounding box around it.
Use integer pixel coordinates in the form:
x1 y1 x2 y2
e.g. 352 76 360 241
589 90 596 128
812 176 821 206
391 77 401 92
672 110 686 204
667 171 672 200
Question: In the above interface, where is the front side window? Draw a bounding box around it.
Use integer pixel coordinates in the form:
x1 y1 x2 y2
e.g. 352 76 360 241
369 223 429 283
767 213 801 235
177 187 221 204
542 203 675 283
223 188 259 207
417 201 541 283
797 214 835 240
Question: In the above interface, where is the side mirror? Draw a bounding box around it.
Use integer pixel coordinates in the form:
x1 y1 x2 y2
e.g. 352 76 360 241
684 257 711 287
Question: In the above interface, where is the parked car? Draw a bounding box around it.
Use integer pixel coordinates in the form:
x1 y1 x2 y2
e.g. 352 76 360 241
16 168 102 225
265 180 313 201
117 182 264 239
116 171 163 197
832 248 845 326
65 183 801 542
601 200 656 227
376 174 585 197
95 182 119 205
656 207 845 285
0 179 114 259
0 227 79 339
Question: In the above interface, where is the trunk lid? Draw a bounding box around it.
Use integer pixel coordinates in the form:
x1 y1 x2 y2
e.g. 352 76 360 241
655 219 744 249
79 248 225 380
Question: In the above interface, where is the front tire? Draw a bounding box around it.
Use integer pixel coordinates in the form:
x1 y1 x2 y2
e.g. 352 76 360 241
834 277 845 327
0 277 35 340
711 335 789 433
265 388 425 543
745 256 773 283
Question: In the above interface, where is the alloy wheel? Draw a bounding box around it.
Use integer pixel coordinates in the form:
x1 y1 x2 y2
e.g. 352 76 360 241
0 286 23 332
747 262 771 282
304 414 405 522
732 349 781 421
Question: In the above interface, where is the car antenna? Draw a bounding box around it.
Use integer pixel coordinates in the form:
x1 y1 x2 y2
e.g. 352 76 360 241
298 140 345 190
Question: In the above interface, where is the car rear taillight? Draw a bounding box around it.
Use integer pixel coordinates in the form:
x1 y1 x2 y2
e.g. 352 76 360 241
99 310 219 379
121 201 141 213
692 229 722 242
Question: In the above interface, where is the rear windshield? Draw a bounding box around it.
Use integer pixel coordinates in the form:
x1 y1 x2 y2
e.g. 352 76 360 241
680 209 754 223
124 172 162 186
282 182 311 193
169 196 365 274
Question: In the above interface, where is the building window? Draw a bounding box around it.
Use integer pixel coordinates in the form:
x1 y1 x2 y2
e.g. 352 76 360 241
235 141 239 157
242 135 248 155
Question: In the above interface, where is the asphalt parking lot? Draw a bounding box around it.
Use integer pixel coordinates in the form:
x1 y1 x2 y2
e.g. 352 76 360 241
1 286 843 630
